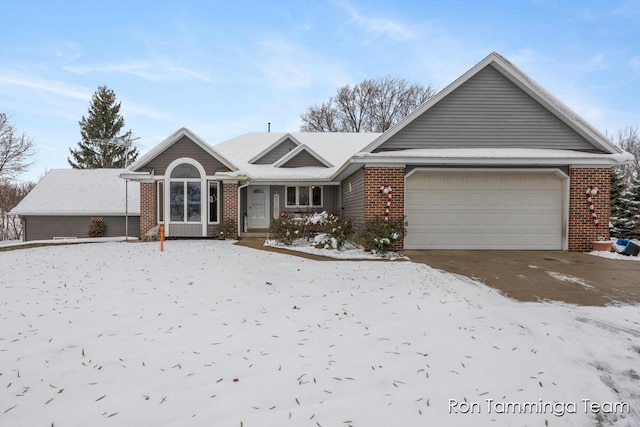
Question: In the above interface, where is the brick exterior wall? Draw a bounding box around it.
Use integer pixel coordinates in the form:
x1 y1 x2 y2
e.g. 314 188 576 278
363 166 406 249
222 182 239 238
139 181 157 239
568 167 611 252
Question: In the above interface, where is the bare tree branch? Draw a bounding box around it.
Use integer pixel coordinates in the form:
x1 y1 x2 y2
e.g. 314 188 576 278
300 76 436 133
0 113 36 180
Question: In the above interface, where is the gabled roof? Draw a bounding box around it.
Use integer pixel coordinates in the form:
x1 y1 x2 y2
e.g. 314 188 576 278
129 127 237 172
249 133 301 164
213 132 380 181
362 52 625 155
273 144 333 168
10 169 140 216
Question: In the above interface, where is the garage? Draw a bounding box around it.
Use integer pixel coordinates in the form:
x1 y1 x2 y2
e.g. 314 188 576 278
405 170 566 250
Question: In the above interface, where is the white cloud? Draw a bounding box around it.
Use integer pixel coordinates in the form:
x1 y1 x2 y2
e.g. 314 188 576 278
339 1 415 41
63 58 214 84
0 72 91 100
63 61 161 81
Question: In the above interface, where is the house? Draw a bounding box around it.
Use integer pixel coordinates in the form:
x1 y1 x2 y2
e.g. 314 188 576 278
14 52 633 250
126 129 379 239
125 52 631 251
10 169 140 240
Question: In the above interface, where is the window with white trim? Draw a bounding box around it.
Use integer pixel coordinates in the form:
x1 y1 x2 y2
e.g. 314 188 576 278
285 185 322 207
157 181 164 223
208 181 219 223
169 163 201 222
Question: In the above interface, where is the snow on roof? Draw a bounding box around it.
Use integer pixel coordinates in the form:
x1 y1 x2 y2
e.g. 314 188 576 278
10 169 140 216
354 148 634 166
213 132 381 180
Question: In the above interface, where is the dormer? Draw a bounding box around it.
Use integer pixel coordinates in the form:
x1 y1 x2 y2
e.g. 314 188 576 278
273 144 333 168
249 134 300 164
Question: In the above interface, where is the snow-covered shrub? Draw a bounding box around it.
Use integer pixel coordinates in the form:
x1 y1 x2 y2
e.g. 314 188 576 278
269 217 303 245
271 212 353 248
322 215 354 249
355 218 406 254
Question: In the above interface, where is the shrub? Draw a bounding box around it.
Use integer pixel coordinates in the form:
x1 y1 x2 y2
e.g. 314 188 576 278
355 218 406 254
269 216 303 245
219 219 237 239
89 216 104 238
322 215 354 249
269 212 354 248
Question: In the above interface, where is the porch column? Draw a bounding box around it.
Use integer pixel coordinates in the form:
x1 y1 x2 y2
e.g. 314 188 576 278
568 167 611 252
222 181 239 238
363 166 406 250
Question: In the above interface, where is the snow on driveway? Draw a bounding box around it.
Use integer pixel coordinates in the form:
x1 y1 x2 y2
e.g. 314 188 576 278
1 240 638 426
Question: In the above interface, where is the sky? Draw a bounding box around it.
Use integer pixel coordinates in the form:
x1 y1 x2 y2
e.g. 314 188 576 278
1 0 639 183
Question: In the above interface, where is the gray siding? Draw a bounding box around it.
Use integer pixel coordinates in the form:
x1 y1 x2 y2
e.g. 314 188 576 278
340 169 365 229
253 139 298 164
167 223 202 237
280 150 328 168
376 65 595 152
23 215 140 241
322 186 340 214
267 185 339 216
136 136 231 175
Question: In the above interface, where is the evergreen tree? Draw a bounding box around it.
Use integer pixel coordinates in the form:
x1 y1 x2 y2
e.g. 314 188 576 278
610 167 631 237
625 175 640 239
68 85 139 168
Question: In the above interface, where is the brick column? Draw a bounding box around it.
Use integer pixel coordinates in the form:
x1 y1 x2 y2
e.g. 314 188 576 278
222 181 239 238
364 166 406 249
568 167 611 251
139 181 157 239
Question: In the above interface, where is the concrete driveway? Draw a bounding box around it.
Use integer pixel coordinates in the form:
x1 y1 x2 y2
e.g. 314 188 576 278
403 250 640 306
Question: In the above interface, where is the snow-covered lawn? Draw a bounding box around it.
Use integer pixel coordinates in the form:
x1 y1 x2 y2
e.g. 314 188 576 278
1 240 639 427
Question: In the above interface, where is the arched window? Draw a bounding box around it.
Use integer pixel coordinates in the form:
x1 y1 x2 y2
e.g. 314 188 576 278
170 163 200 179
169 163 202 222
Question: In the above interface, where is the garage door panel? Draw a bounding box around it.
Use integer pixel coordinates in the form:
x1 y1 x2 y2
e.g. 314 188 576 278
406 171 564 250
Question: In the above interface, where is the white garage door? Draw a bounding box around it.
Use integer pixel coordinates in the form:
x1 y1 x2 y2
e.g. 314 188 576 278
405 171 565 250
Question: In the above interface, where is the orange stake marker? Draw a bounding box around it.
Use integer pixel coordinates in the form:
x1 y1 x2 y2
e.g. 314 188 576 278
159 225 165 252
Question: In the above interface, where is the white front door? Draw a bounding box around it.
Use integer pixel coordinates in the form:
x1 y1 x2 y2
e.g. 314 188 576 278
248 186 269 228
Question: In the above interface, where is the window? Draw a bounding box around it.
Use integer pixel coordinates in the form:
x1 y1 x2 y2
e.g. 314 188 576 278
157 181 164 222
170 182 185 221
169 163 202 222
170 163 200 178
285 186 322 207
186 182 201 221
208 181 219 223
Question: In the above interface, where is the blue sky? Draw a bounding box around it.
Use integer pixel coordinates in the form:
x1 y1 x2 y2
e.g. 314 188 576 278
1 0 639 182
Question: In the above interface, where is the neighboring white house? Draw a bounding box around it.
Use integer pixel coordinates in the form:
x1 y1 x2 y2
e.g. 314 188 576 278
11 169 140 240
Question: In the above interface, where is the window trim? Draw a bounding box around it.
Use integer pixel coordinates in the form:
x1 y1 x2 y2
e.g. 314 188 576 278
167 159 204 224
285 185 323 208
208 181 220 224
157 180 164 223
169 180 202 223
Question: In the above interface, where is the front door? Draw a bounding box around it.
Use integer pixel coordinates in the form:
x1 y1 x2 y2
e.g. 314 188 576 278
248 186 269 228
